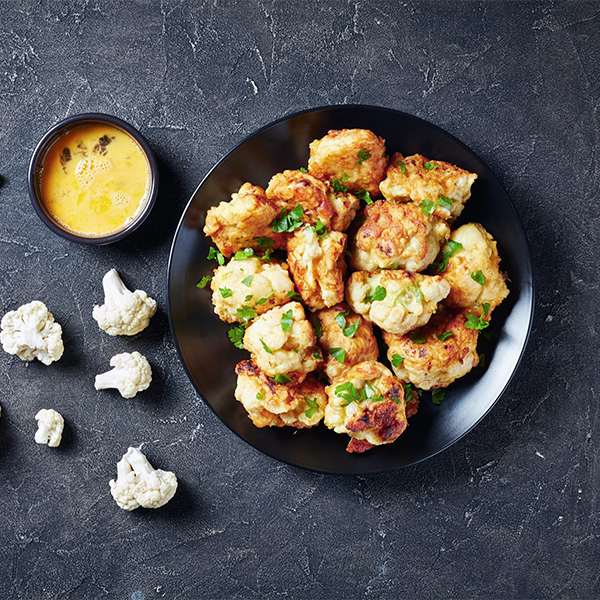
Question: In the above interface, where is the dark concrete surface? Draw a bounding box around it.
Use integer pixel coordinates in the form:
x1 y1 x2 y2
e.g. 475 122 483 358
0 1 598 598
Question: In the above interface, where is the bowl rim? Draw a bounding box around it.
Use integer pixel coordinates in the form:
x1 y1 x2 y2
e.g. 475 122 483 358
27 112 159 246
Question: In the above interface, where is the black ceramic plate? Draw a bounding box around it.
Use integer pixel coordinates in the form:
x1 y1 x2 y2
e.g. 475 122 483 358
167 105 534 475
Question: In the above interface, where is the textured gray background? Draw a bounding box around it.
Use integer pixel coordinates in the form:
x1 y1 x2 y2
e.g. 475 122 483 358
0 1 597 598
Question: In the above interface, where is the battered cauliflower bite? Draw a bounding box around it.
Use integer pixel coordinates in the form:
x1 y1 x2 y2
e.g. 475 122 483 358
346 270 450 335
380 153 478 221
327 189 361 232
324 360 407 453
383 307 480 390
313 303 379 383
349 200 450 272
235 360 327 428
266 170 334 228
287 225 347 311
439 223 509 310
243 302 321 382
210 257 295 323
204 182 286 257
308 129 388 198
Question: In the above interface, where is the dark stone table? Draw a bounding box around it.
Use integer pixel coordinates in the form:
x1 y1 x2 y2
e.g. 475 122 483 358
0 2 597 598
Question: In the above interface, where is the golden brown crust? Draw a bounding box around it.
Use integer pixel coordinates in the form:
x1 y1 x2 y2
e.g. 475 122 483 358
312 303 379 382
380 153 477 221
204 182 286 257
349 200 450 272
308 129 388 198
266 170 335 228
328 189 361 232
287 226 347 311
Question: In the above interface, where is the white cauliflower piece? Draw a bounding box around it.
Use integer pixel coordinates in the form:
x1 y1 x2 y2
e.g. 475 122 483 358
0 301 64 365
34 408 64 447
95 351 152 398
109 447 178 511
92 269 157 336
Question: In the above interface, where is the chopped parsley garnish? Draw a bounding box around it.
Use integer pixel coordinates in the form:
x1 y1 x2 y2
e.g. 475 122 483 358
334 310 360 338
355 189 373 204
208 247 225 266
331 173 349 193
244 294 253 302
233 248 255 261
274 374 292 384
391 354 404 367
424 161 437 170
357 147 371 164
420 194 454 216
313 316 323 340
196 275 212 288
432 239 463 272
403 382 421 404
397 160 406 174
254 237 275 247
409 331 427 344
261 248 274 262
271 205 304 233
335 381 383 406
304 397 319 418
256 291 275 305
286 291 302 301
471 270 486 286
281 309 294 331
312 219 328 238
478 353 486 368
329 347 346 364
364 285 387 303
437 194 453 212
219 287 233 298
241 275 253 287
313 349 323 360
432 388 445 405
227 325 245 349
334 310 350 329
256 392 263 400
419 199 436 216
298 167 308 173
438 331 453 341
465 303 491 330
260 339 273 354
237 306 258 322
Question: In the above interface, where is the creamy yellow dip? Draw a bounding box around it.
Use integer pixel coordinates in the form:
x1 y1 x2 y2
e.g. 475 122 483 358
40 124 151 236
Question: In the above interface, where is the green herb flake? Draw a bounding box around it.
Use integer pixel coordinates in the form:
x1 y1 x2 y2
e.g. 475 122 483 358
355 189 373 204
241 275 253 287
313 349 323 360
419 198 436 216
298 167 308 173
335 381 362 406
237 306 258 322
471 270 486 286
432 239 463 272
196 275 212 288
260 339 273 354
271 205 304 233
437 194 453 212
478 353 486 368
409 331 427 344
343 317 361 338
313 316 323 340
281 309 294 332
233 248 255 261
357 147 372 164
432 388 445 405
364 285 387 303
256 291 275 305
438 331 453 342
334 310 350 329
482 302 491 316
244 294 253 302
331 173 349 193
304 397 319 418
391 354 404 367
208 247 226 266
465 313 490 330
254 237 275 247
329 347 346 364
312 219 329 238
286 291 302 301
424 161 437 170
261 248 274 262
219 287 233 298
274 374 292 384
256 392 264 400
227 325 246 349
397 160 406 174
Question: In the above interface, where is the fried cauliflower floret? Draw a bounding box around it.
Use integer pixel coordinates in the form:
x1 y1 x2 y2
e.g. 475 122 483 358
349 200 450 272
287 226 347 311
313 303 379 383
380 153 478 221
243 302 321 382
324 360 407 453
308 129 388 198
266 170 334 228
327 189 361 232
383 307 480 390
346 270 450 335
204 183 286 257
439 223 509 310
210 257 295 323
234 360 327 428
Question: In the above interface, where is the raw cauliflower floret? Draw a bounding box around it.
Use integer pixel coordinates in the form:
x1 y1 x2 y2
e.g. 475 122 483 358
383 307 481 390
324 360 407 453
243 302 321 382
379 153 478 221
327 188 361 232
308 129 388 198
109 447 177 511
265 169 335 228
234 360 327 428
95 351 152 398
0 301 63 365
203 182 286 257
286 225 347 311
210 257 295 323
346 270 450 335
312 303 379 383
92 269 157 336
436 223 509 310
349 200 450 272
34 408 64 447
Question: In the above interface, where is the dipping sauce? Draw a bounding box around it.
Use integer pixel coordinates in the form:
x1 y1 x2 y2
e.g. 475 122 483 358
39 124 151 236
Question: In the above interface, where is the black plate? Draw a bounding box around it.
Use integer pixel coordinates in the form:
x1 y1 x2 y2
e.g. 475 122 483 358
167 105 534 475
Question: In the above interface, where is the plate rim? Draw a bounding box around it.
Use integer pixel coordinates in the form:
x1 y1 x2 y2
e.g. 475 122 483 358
166 103 535 475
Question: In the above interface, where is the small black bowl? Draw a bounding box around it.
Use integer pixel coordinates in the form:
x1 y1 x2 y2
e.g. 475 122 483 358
28 112 159 245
